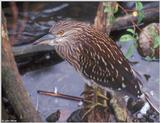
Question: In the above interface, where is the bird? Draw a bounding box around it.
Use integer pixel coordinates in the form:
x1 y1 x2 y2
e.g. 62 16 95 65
33 20 159 116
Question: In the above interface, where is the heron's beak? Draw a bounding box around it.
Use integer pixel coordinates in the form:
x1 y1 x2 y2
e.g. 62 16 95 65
33 34 56 45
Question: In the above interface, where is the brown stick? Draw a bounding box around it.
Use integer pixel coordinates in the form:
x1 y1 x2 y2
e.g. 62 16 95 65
2 12 42 122
37 90 83 102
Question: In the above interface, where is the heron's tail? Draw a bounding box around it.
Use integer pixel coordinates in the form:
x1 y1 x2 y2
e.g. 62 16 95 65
132 68 160 114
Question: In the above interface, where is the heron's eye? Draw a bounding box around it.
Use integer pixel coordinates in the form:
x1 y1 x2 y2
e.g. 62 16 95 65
57 30 64 36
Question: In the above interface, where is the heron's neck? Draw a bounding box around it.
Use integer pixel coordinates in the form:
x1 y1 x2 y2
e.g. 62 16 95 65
55 42 81 70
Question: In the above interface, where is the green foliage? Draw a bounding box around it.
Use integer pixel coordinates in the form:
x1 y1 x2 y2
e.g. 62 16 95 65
144 56 157 61
153 36 160 48
108 16 115 24
118 2 144 59
125 44 135 59
103 2 118 24
126 29 135 34
104 6 112 13
135 1 144 24
144 56 153 61
135 1 143 11
119 34 136 42
119 28 139 59
147 24 160 49
113 3 119 14
104 2 118 14
148 25 157 37
120 28 138 42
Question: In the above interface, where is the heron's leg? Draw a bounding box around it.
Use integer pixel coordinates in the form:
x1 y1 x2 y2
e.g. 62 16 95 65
82 102 106 119
82 85 109 119
82 85 108 101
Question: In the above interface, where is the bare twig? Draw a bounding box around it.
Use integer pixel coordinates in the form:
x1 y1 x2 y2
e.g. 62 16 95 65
37 90 83 102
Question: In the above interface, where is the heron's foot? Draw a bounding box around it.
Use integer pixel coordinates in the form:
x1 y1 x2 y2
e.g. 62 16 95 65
82 102 107 119
80 90 94 97
96 90 109 101
82 87 109 119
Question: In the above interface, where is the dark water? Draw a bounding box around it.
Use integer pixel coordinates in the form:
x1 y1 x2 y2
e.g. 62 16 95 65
22 61 85 121
2 2 159 121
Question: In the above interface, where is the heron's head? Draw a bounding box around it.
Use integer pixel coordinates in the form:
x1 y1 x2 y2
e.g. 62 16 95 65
33 20 89 46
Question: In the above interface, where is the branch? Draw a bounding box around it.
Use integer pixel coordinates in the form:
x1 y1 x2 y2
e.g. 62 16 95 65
2 11 42 122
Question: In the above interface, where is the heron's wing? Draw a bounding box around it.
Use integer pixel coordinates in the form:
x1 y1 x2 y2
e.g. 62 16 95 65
78 31 143 97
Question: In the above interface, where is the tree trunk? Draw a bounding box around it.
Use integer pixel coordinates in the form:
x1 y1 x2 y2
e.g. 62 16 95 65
2 12 42 122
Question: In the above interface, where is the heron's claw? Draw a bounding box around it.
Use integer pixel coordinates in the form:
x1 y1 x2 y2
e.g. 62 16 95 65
82 102 107 119
82 87 109 119
80 90 94 96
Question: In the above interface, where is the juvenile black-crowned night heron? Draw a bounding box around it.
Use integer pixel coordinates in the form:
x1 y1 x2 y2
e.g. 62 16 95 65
34 20 159 115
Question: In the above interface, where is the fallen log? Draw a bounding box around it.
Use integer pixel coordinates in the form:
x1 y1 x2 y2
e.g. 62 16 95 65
111 4 159 31
12 44 54 57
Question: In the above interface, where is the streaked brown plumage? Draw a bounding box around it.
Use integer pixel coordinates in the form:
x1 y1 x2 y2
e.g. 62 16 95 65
34 20 160 114
34 20 143 98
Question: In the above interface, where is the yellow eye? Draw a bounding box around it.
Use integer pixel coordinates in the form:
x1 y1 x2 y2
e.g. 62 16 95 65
57 30 64 35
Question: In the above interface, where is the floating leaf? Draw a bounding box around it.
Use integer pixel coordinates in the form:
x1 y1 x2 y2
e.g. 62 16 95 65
125 44 135 59
153 35 160 48
119 34 136 42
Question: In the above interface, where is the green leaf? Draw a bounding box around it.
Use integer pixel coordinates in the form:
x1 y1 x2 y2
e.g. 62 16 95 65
108 15 115 24
113 3 118 13
125 44 135 59
104 7 112 13
144 56 152 61
104 7 109 13
137 11 144 24
119 34 136 42
135 1 144 23
127 28 135 34
136 1 143 11
148 25 158 37
153 35 160 48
